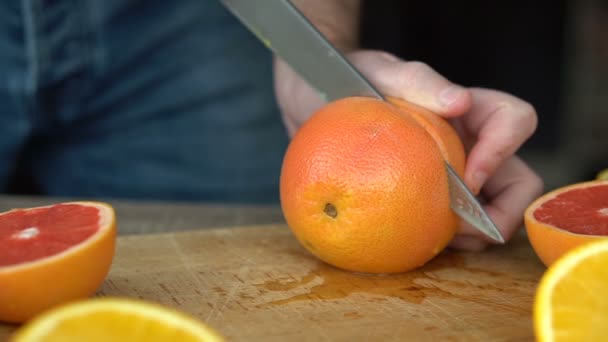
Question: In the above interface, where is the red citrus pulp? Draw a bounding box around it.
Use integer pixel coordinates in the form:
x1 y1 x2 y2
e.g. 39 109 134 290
525 180 608 266
0 202 116 323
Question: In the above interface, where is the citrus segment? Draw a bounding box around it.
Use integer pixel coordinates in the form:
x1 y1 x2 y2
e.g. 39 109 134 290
525 181 608 267
0 202 116 323
10 297 224 342
280 96 465 274
534 238 608 342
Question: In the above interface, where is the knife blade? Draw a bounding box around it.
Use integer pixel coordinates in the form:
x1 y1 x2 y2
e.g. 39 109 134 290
220 0 504 243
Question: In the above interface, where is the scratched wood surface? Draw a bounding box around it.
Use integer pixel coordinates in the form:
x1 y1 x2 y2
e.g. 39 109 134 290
105 226 545 341
0 225 545 341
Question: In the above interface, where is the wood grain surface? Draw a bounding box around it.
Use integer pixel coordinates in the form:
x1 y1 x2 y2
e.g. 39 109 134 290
1 224 545 341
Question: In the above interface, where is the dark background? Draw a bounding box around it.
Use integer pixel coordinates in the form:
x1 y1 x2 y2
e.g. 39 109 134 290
360 0 608 189
360 0 566 152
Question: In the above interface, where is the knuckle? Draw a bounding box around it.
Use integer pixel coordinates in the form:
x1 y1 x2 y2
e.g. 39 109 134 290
478 129 513 160
400 61 433 86
529 171 545 197
487 99 539 148
514 101 538 137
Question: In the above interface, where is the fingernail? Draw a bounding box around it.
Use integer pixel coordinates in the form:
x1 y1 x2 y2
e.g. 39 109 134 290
438 85 463 107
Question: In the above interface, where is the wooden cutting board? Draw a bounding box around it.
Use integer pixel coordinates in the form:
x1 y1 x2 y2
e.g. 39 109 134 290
1 225 545 341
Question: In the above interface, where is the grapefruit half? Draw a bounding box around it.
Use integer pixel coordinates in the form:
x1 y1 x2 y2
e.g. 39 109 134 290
524 180 608 267
0 202 116 323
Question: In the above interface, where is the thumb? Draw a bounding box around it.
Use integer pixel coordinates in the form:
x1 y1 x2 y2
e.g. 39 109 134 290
348 50 472 118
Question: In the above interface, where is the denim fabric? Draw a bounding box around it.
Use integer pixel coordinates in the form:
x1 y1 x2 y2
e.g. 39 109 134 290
0 0 289 203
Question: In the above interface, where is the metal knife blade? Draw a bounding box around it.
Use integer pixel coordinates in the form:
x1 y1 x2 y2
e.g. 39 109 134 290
221 0 504 243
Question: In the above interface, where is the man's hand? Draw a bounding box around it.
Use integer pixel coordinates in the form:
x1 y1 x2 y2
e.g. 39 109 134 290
275 1 542 251
274 49 543 251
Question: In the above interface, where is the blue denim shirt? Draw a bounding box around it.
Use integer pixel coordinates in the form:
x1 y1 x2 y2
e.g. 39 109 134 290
0 0 289 203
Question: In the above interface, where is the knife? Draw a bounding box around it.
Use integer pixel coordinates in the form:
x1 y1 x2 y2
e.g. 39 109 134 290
220 0 504 243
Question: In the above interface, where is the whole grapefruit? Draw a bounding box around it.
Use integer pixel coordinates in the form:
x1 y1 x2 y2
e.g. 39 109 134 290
280 96 465 274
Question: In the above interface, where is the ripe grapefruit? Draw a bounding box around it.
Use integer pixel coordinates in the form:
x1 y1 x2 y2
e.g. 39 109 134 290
11 297 224 341
524 180 608 267
280 96 465 274
0 202 116 323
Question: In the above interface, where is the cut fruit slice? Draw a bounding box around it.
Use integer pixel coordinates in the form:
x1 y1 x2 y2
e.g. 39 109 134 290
10 297 224 341
534 238 608 342
524 180 608 266
0 202 116 323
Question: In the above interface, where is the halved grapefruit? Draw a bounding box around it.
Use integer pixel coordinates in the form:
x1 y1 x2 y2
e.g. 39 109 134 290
524 180 608 267
0 202 116 323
